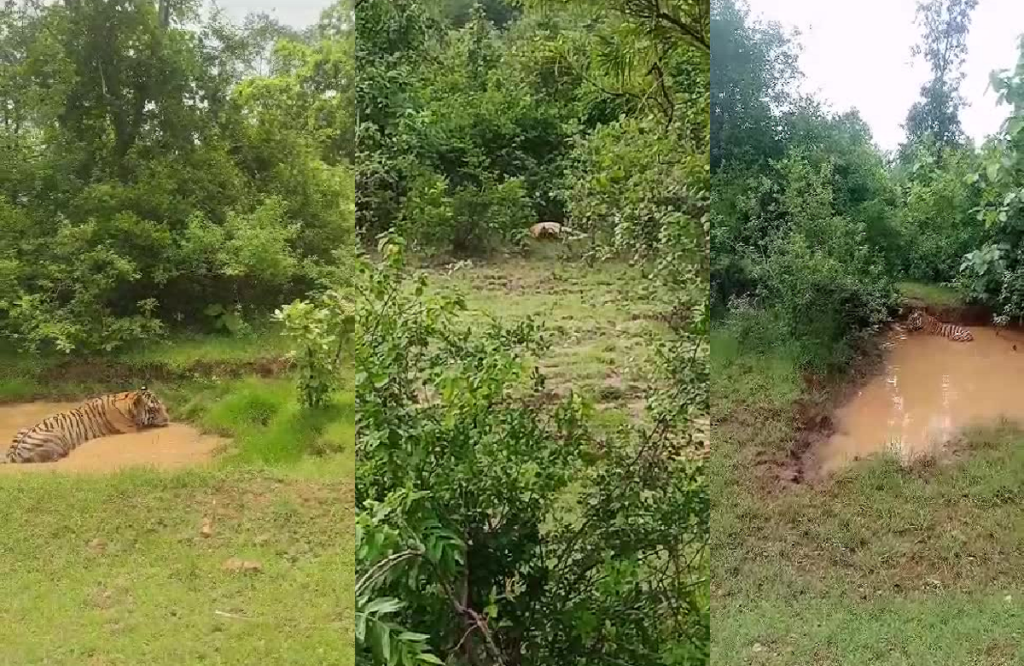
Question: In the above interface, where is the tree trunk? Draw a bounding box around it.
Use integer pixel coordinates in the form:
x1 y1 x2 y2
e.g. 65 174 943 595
158 0 170 28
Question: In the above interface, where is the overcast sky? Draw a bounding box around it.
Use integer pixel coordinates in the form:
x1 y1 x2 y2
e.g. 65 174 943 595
745 0 1024 151
209 0 329 30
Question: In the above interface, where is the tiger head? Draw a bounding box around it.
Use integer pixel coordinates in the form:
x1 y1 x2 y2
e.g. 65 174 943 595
907 310 925 331
132 387 170 428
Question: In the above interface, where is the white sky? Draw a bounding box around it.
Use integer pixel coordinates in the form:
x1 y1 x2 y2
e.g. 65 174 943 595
211 0 328 29
746 0 1024 151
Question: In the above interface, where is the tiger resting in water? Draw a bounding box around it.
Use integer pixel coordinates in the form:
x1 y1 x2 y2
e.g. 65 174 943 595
907 310 974 342
2 388 170 464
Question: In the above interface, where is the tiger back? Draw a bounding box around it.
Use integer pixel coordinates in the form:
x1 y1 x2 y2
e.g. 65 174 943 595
3 388 170 464
907 310 973 342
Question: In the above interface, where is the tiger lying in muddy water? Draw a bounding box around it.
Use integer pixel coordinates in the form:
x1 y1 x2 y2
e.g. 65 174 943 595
2 388 170 464
907 310 973 342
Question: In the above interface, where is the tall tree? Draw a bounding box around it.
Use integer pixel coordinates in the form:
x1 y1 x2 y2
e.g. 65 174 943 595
903 0 978 150
710 0 799 171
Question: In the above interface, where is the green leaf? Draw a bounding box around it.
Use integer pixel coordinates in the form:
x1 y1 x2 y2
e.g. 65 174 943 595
363 597 405 616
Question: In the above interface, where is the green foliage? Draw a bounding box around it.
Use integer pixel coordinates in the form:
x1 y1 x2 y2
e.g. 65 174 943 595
354 236 708 665
565 115 709 264
0 0 355 352
893 144 983 280
275 289 353 409
700 2 998 367
954 39 1024 316
902 0 978 152
357 1 576 254
712 130 896 367
357 0 709 258
710 0 799 171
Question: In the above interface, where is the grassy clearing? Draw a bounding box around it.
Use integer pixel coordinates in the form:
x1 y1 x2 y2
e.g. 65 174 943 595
0 468 353 665
0 332 354 665
897 281 967 307
712 322 1024 666
420 254 668 426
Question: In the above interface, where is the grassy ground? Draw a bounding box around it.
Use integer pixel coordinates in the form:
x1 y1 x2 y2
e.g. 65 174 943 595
0 331 354 665
712 323 1024 666
897 281 967 307
419 253 669 428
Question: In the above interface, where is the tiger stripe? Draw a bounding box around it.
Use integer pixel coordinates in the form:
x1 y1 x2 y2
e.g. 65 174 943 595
2 388 170 464
907 311 973 342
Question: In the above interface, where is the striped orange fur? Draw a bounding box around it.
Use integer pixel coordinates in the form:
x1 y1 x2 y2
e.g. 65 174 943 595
907 310 973 342
2 388 170 464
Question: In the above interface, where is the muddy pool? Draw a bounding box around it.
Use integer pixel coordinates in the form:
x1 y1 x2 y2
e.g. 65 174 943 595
810 326 1024 475
0 402 225 474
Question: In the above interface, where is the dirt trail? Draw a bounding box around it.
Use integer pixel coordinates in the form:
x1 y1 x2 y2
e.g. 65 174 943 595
809 325 1024 476
0 402 226 474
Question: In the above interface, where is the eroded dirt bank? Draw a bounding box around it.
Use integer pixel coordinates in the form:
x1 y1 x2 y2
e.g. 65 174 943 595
0 402 226 473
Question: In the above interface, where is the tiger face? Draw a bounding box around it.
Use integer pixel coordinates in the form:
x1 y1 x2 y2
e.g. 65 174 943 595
907 310 925 330
133 387 170 428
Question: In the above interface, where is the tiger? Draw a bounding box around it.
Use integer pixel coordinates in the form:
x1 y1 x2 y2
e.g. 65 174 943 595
2 387 170 464
906 310 973 342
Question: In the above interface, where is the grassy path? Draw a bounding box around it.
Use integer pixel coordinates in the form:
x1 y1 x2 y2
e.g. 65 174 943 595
421 256 669 428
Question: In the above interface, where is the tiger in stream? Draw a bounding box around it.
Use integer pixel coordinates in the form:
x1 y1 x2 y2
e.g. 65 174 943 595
2 387 170 464
906 310 974 342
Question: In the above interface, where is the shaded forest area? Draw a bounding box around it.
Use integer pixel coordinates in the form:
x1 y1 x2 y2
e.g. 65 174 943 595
353 1 712 665
0 0 355 353
356 0 709 262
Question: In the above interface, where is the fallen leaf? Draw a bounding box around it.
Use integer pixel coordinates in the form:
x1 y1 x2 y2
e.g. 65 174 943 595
200 517 213 538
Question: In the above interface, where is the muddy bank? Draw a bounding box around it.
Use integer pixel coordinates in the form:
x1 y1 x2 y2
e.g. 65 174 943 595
769 347 886 486
899 297 992 326
40 357 290 386
0 403 227 474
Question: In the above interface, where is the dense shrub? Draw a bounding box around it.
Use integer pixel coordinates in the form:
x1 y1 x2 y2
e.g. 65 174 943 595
0 0 355 352
352 236 708 665
894 143 983 281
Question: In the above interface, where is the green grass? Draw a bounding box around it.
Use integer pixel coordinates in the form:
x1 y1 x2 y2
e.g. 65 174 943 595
0 331 355 665
897 281 967 307
0 468 353 666
419 256 666 425
180 375 356 467
118 327 292 370
712 321 1024 666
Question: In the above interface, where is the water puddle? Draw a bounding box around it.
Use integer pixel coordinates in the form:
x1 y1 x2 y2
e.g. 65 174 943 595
811 326 1024 475
0 402 226 474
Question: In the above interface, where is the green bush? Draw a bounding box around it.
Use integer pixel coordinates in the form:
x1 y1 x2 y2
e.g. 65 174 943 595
0 0 355 353
354 236 708 665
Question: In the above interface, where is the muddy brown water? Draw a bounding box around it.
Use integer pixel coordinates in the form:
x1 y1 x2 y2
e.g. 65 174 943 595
810 326 1024 476
0 402 226 474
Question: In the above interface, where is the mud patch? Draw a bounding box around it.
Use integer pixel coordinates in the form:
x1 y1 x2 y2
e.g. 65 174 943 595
808 325 1024 477
0 402 227 474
